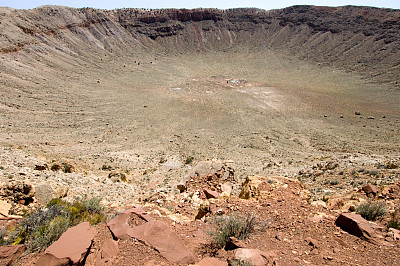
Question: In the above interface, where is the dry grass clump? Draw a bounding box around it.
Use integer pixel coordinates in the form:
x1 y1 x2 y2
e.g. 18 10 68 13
208 213 258 248
356 201 386 221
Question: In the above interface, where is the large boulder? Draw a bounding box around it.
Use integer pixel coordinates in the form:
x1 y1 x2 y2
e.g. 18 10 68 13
36 222 96 266
0 245 26 266
335 213 382 242
107 207 194 264
234 248 277 266
107 207 152 240
129 220 195 264
34 182 68 205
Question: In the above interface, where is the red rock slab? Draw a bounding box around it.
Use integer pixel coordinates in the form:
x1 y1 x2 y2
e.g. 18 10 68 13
335 213 380 242
0 245 26 266
36 222 96 266
128 220 195 264
234 248 277 266
362 184 377 196
193 257 228 266
107 207 152 240
95 239 119 266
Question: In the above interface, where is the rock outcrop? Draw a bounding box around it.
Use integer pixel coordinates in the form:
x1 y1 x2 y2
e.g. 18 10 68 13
1 6 399 86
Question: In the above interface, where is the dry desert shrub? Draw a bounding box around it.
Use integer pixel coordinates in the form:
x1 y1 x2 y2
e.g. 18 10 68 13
208 213 258 248
356 200 386 221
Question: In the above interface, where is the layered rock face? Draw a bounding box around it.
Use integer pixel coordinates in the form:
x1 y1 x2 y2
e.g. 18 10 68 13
0 5 399 86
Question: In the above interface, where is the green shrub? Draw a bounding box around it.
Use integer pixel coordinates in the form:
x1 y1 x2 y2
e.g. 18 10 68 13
356 201 386 221
29 216 70 252
6 204 68 251
3 196 105 252
208 214 257 248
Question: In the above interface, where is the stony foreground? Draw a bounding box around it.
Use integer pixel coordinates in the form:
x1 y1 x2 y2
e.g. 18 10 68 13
1 164 400 265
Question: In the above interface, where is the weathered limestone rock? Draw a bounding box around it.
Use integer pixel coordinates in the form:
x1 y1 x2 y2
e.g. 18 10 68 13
34 182 68 205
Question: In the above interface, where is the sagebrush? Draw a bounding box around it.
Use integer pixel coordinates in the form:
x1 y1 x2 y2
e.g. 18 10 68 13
356 201 386 221
208 214 258 248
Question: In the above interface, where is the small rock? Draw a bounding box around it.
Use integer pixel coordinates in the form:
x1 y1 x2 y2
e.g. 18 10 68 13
195 202 210 220
203 188 219 199
275 232 284 241
34 164 48 171
311 200 327 208
225 236 245 250
355 111 361 115
349 204 357 212
362 184 377 197
305 237 319 248
367 116 374 120
308 215 323 223
0 200 11 217
388 228 400 241
234 248 277 266
177 183 187 193
35 183 68 206
221 182 233 196
108 171 127 183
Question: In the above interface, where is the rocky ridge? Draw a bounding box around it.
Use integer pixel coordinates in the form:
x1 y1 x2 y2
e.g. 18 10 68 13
1 6 400 86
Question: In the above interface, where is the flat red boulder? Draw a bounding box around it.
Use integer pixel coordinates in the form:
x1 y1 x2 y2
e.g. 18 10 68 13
107 207 151 240
128 220 195 264
36 222 96 266
107 207 194 264
0 245 26 266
